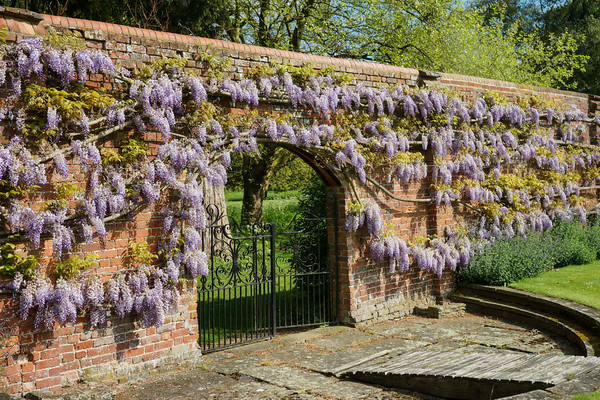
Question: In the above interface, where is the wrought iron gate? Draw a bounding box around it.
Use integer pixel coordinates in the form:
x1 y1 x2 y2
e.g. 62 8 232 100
197 201 338 352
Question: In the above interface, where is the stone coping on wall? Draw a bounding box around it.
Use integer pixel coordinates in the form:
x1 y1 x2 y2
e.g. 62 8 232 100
0 6 598 105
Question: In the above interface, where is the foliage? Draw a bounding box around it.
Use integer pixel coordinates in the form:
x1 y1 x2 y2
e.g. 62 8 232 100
542 0 600 94
226 190 300 230
0 239 39 280
9 0 589 89
456 231 555 285
127 240 158 267
43 26 87 51
569 391 600 400
304 0 587 88
54 254 98 280
549 218 598 267
509 260 600 311
226 148 315 192
472 0 599 93
293 175 329 295
457 217 600 285
298 174 328 217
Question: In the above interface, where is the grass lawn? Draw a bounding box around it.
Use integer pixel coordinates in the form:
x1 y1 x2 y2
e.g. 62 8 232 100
509 260 600 310
225 189 301 229
570 392 600 400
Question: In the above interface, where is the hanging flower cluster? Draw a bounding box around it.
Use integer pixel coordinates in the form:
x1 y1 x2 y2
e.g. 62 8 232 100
0 31 599 330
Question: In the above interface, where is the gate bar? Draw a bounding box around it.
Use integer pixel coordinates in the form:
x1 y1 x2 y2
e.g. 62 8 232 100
270 222 277 338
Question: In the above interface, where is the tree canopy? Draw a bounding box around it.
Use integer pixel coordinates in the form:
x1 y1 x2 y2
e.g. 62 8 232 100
470 0 600 93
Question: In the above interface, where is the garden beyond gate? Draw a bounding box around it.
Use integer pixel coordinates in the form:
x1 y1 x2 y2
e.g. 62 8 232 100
197 199 338 352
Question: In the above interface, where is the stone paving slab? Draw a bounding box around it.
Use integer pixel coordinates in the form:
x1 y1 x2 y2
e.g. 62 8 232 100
367 319 430 337
306 380 391 399
452 344 522 354
483 319 531 331
242 363 335 391
501 389 559 399
382 324 462 342
547 380 600 397
261 342 332 369
419 339 476 352
207 355 266 375
207 379 303 400
307 329 378 351
274 326 354 344
225 339 283 355
114 368 239 400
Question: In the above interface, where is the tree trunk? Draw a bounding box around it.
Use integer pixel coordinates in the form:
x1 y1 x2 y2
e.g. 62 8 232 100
240 150 273 226
202 179 228 222
201 179 229 254
291 0 317 52
258 0 271 46
240 145 293 226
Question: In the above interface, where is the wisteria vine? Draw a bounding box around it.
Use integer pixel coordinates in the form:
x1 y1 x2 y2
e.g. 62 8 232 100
1 32 599 330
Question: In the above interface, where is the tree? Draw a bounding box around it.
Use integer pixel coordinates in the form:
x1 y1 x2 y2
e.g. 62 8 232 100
239 145 294 225
468 0 599 93
540 0 600 94
306 0 587 88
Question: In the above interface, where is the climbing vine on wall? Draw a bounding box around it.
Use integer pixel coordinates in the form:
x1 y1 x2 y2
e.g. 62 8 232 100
1 30 599 330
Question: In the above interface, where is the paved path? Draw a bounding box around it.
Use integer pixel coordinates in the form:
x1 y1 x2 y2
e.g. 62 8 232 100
41 313 587 400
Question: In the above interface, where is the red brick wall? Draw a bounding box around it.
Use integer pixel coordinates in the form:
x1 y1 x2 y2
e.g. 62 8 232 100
0 6 598 396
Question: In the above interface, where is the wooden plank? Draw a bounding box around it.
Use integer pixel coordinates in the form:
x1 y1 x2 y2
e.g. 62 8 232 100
449 354 529 378
349 350 600 388
480 354 544 380
503 355 568 381
533 357 600 384
480 357 537 380
330 349 391 376
376 351 441 373
426 353 480 376
444 354 510 378
500 355 553 377
468 354 531 380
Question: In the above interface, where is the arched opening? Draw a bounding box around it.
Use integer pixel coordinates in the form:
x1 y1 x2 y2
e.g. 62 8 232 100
197 145 341 352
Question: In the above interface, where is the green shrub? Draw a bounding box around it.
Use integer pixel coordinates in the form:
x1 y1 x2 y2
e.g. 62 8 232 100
585 215 600 257
458 217 600 286
298 175 327 217
550 219 597 267
291 175 328 295
457 231 555 285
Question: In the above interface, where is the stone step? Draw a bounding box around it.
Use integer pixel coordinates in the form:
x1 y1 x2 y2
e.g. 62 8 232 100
452 284 600 357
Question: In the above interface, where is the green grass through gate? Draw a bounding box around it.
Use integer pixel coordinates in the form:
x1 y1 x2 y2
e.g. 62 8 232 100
225 190 300 230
